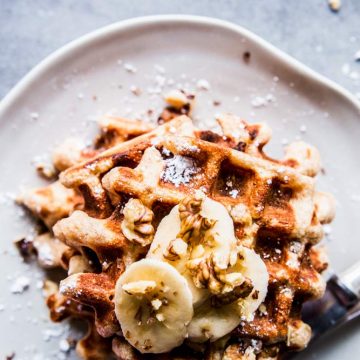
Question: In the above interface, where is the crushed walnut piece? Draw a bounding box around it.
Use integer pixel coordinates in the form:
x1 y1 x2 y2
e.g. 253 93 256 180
328 0 341 12
177 195 216 243
121 199 155 246
158 89 195 123
211 278 253 307
173 195 252 299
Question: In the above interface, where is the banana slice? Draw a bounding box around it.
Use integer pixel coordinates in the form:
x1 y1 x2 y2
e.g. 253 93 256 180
148 193 238 307
114 258 193 354
147 194 269 343
235 246 269 319
147 201 207 306
188 246 269 343
187 300 239 343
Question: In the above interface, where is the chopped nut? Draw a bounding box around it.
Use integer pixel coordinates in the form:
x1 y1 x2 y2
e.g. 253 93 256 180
35 162 58 179
175 195 249 298
211 277 253 307
156 313 165 322
178 195 216 242
163 238 188 261
121 199 155 246
164 89 192 110
243 51 251 63
187 250 246 296
151 298 162 311
6 353 15 360
187 257 210 288
191 244 205 259
159 90 195 123
328 0 341 12
123 280 157 295
130 85 142 96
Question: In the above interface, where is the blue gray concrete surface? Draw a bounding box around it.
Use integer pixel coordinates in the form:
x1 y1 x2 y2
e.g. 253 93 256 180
0 0 360 100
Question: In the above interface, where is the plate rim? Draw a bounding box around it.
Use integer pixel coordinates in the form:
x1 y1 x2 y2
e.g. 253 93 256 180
0 14 359 117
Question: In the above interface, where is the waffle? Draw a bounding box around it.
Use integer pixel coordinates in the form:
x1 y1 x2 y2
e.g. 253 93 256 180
44 280 113 358
18 105 335 359
18 180 83 229
52 116 155 173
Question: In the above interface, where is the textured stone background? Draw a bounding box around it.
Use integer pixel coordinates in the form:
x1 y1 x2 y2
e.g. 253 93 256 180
0 0 360 99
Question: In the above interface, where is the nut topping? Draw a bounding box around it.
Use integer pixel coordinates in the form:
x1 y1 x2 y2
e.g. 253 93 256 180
121 199 155 246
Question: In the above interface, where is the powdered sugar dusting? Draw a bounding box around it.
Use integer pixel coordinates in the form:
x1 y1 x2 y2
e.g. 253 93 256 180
161 155 197 187
196 79 211 91
11 276 30 294
43 327 64 342
59 338 71 352
172 138 199 153
251 94 276 108
59 277 78 295
35 242 55 266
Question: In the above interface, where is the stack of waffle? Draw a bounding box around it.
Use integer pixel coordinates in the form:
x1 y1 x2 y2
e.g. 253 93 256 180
18 97 335 359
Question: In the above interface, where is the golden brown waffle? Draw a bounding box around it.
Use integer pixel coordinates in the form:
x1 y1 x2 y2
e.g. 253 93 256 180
19 111 334 359
52 116 154 173
17 115 163 359
95 116 155 149
59 115 195 218
18 181 83 229
44 281 113 359
54 116 333 358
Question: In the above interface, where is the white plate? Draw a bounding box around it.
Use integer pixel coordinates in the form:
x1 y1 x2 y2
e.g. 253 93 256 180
1 15 360 359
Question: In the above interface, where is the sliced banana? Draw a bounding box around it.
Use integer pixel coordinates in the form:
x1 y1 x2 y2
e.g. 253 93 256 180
235 246 269 319
147 201 207 306
148 194 238 306
188 246 269 343
114 258 193 354
187 300 239 343
148 194 269 344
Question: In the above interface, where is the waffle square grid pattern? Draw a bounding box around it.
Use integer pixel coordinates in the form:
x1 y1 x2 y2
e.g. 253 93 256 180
17 96 335 360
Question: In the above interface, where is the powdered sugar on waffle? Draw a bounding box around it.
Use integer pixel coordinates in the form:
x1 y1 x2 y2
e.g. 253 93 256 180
161 155 197 187
59 277 79 295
